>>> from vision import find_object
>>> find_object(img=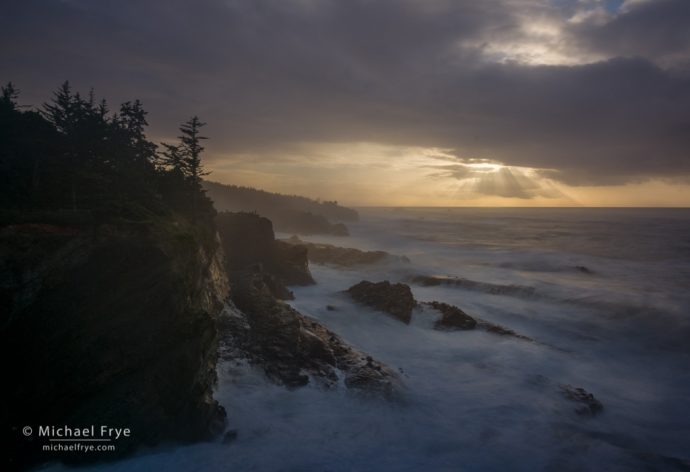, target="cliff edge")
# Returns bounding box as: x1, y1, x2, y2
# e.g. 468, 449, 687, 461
0, 218, 229, 470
